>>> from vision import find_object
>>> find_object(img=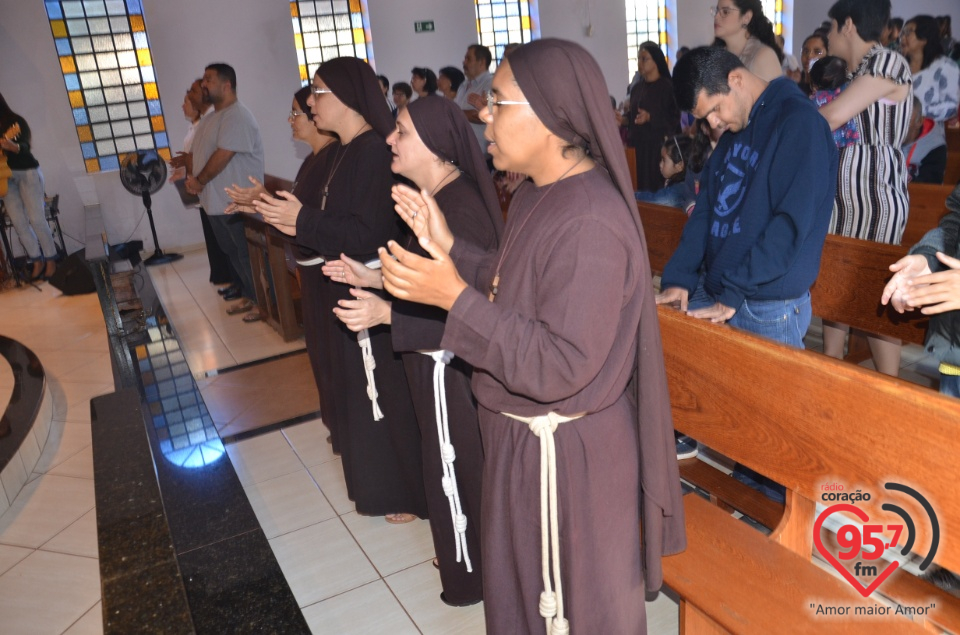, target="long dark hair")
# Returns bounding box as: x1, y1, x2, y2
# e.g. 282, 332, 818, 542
639, 41, 671, 80
908, 15, 945, 70
716, 0, 784, 63
0, 92, 20, 130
